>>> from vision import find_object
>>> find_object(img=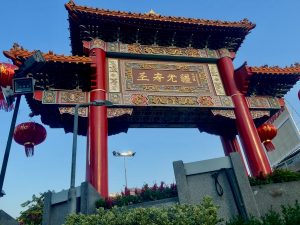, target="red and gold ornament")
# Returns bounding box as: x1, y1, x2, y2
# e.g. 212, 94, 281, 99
0, 63, 16, 87
0, 63, 17, 110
